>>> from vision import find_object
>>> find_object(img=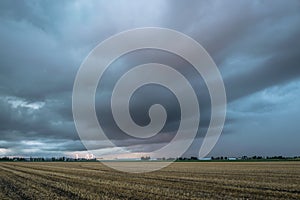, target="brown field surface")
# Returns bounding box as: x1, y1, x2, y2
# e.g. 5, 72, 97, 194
0, 161, 299, 199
